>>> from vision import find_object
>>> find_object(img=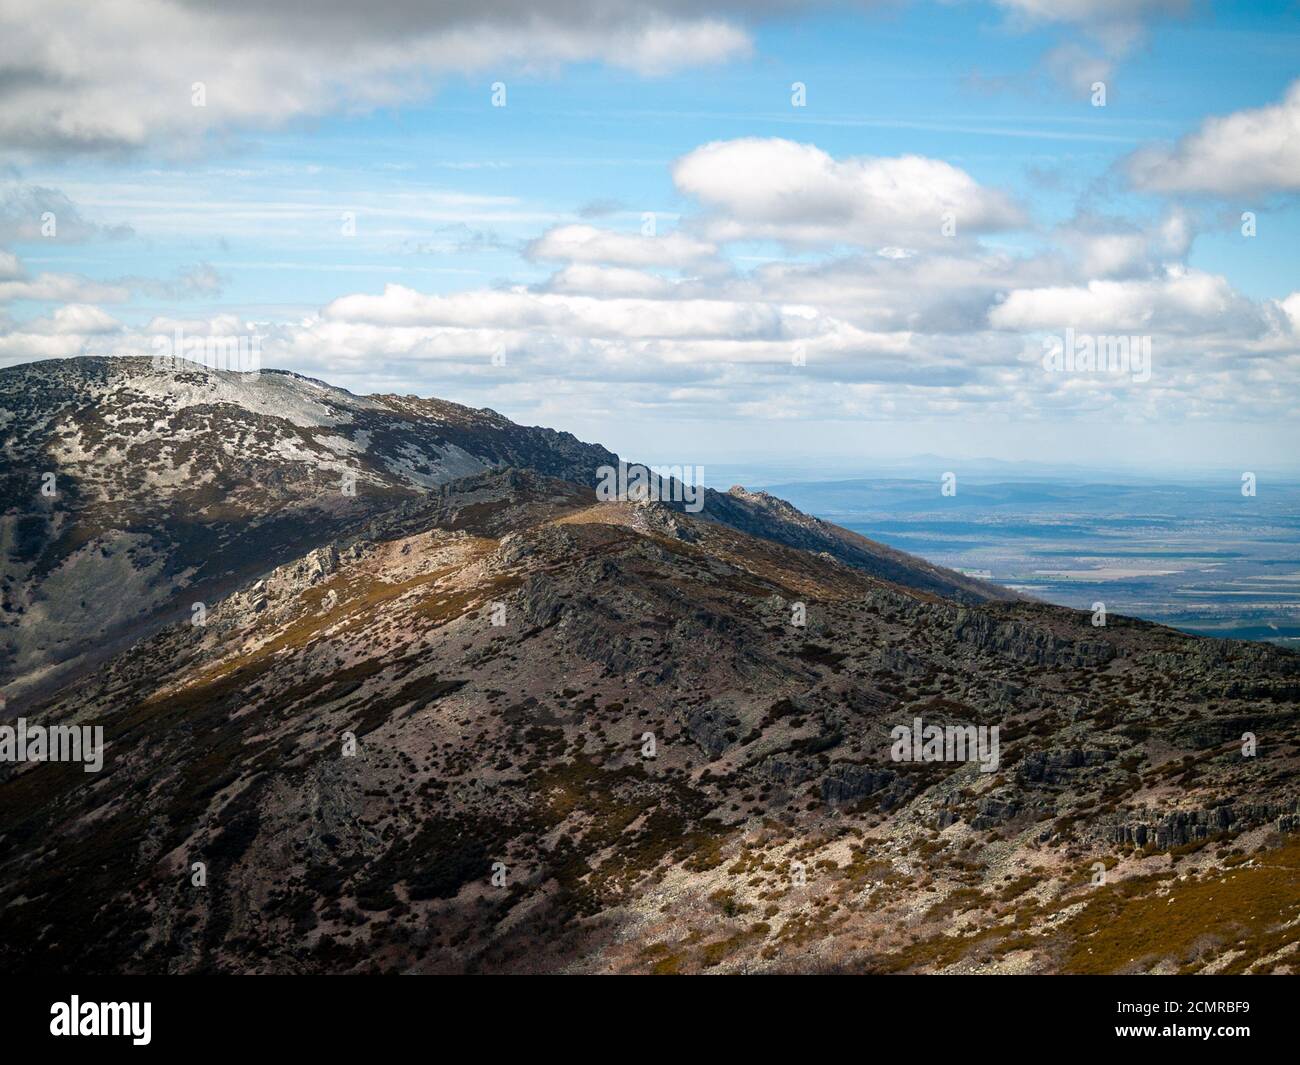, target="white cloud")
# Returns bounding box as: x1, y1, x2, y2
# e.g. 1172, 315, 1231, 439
9, 239, 1296, 430
26, 304, 123, 336
527, 224, 717, 268
1127, 79, 1300, 195
1040, 42, 1113, 97
987, 267, 1259, 334
0, 250, 214, 305
996, 0, 1184, 25
0, 273, 132, 305
672, 138, 1025, 248
608, 18, 752, 75
1054, 207, 1195, 280
1282, 293, 1300, 334
994, 0, 1186, 49
542, 264, 678, 298
3, 123, 1297, 432
0, 1, 765, 157
0, 182, 135, 242
1071, 232, 1150, 279
322, 284, 788, 340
